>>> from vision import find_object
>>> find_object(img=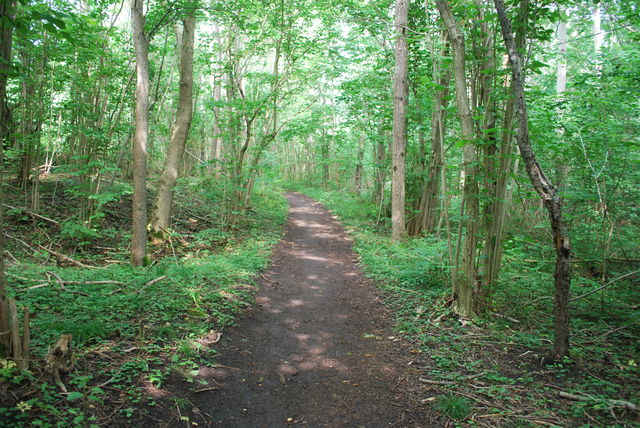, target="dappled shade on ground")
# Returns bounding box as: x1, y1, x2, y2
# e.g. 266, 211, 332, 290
192, 192, 434, 426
